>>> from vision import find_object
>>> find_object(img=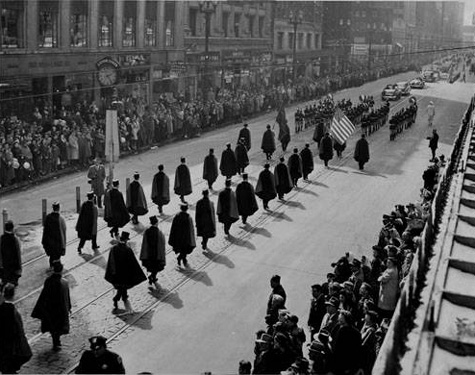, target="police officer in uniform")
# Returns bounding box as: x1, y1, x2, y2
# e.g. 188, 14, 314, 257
76, 336, 125, 374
